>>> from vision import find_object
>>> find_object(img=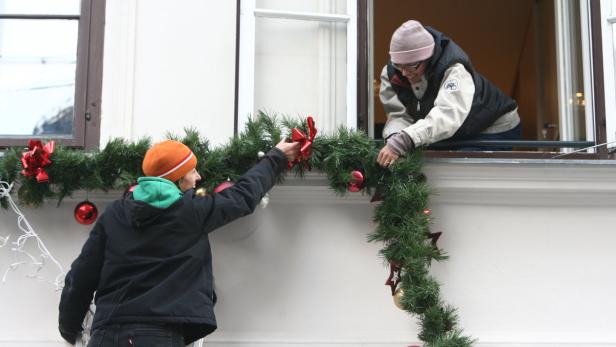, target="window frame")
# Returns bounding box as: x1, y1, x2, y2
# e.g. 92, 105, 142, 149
357, 0, 610, 160
235, 0, 609, 159
235, 0, 358, 135
0, 0, 106, 149
600, 0, 616, 152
